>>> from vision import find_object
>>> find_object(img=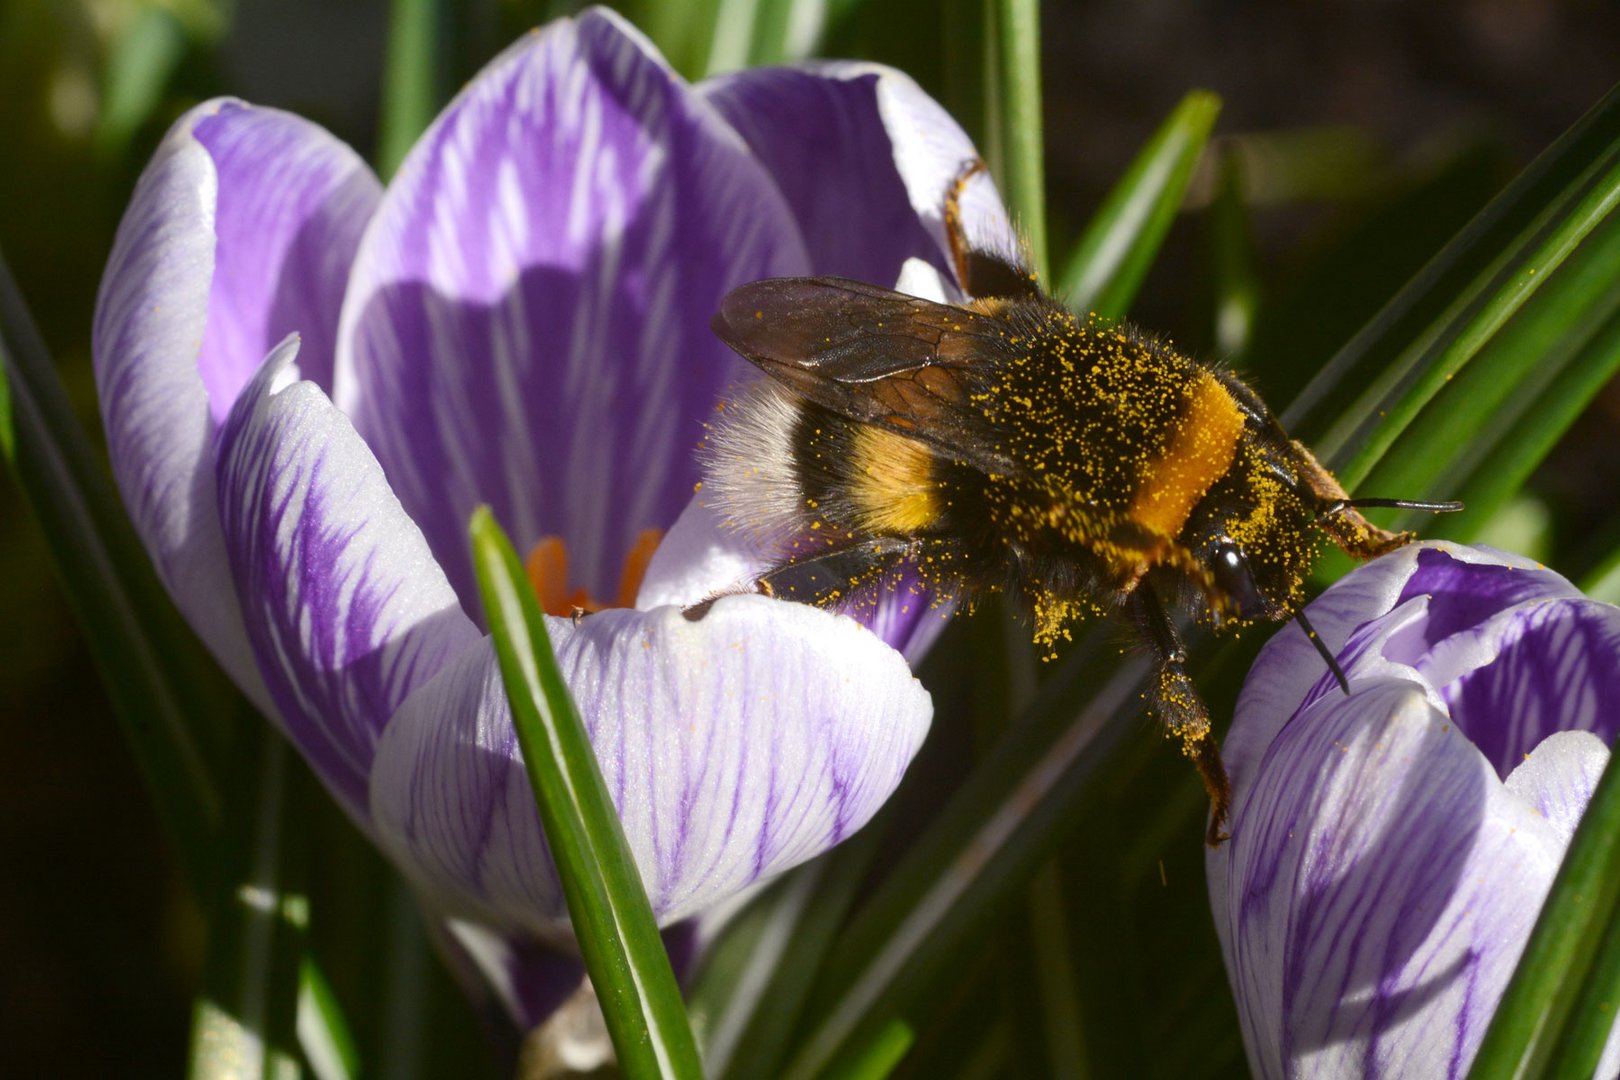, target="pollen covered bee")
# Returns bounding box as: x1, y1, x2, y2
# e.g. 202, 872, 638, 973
701, 163, 1456, 844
